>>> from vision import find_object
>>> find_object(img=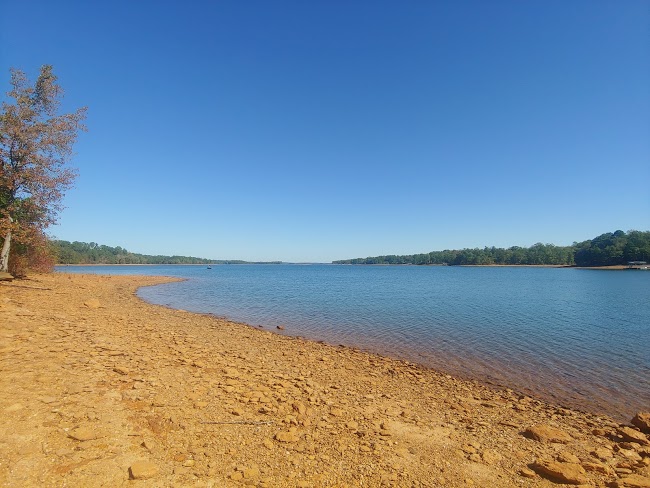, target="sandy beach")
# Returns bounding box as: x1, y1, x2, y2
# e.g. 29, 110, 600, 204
1, 273, 648, 487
